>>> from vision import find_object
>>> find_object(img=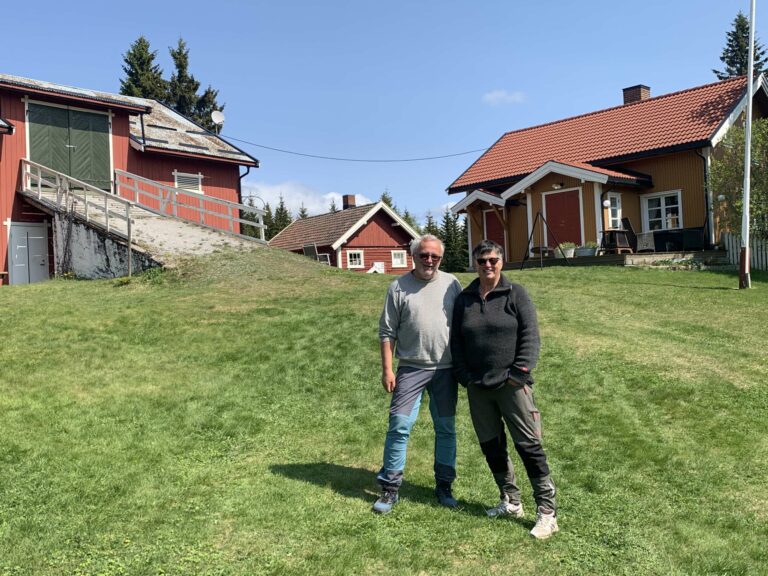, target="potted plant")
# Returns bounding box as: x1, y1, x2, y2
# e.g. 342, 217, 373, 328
555, 241, 577, 258
575, 241, 599, 257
